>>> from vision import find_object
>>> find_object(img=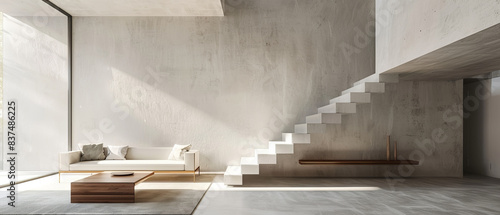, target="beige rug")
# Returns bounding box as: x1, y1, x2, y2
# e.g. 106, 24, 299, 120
0, 173, 213, 215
